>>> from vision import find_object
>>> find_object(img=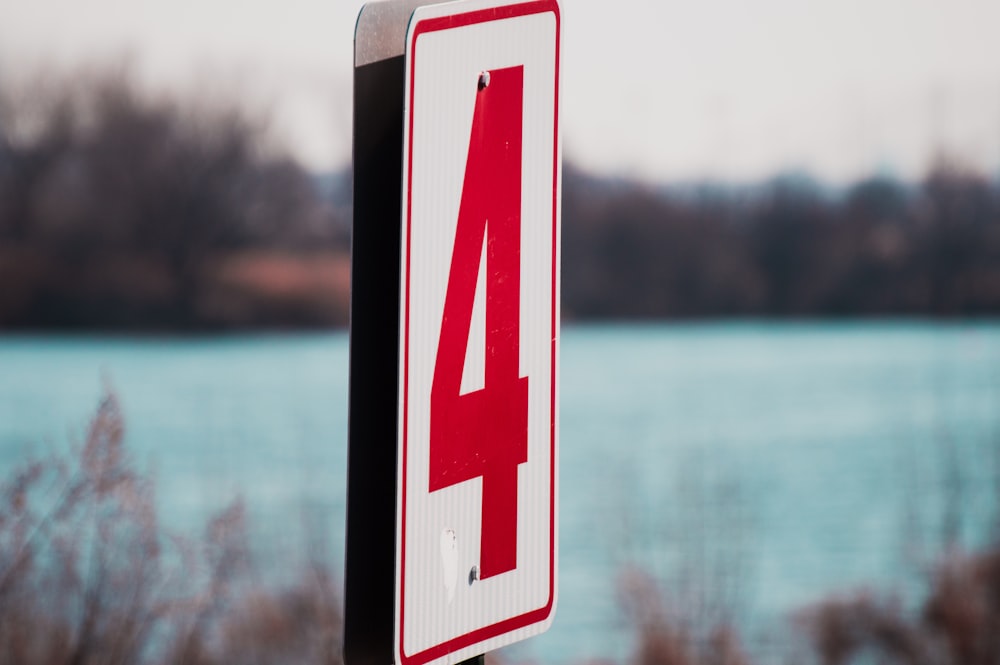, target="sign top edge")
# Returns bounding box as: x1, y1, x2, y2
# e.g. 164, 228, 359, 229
357, 0, 560, 67
406, 0, 559, 38
355, 0, 436, 67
